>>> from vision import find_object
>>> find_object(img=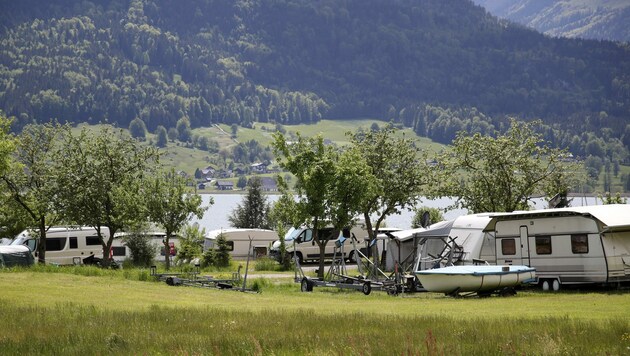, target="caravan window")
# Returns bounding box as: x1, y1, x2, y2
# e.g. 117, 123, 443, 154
86, 236, 101, 246
69, 237, 78, 249
46, 237, 66, 251
226, 241, 234, 251
571, 234, 589, 254
535, 236, 552, 255
501, 239, 516, 255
